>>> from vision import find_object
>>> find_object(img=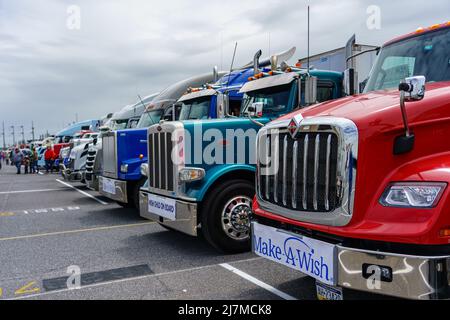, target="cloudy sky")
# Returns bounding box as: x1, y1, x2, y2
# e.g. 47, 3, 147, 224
0, 0, 448, 145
